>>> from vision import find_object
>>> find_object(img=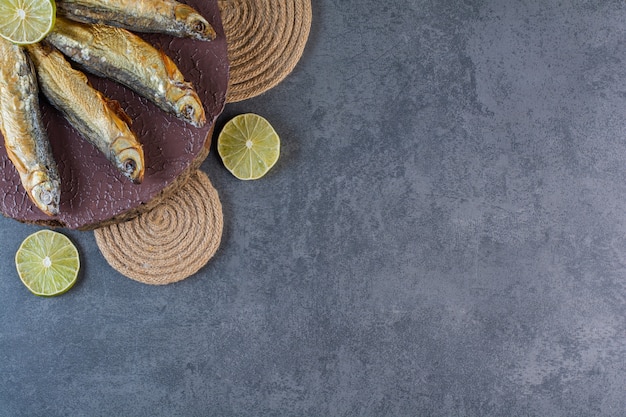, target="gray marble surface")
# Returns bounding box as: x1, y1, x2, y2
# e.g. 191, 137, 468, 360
1, 0, 626, 415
